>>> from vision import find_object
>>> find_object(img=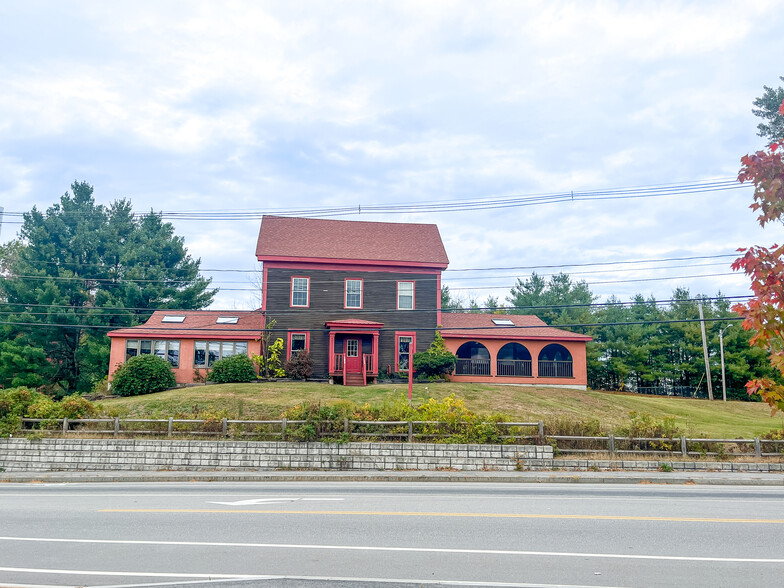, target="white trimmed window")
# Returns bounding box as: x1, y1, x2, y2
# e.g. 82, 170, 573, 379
345, 279, 362, 309
291, 333, 307, 355
397, 336, 413, 372
291, 277, 310, 307
194, 340, 249, 368
126, 339, 180, 367
397, 281, 414, 310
